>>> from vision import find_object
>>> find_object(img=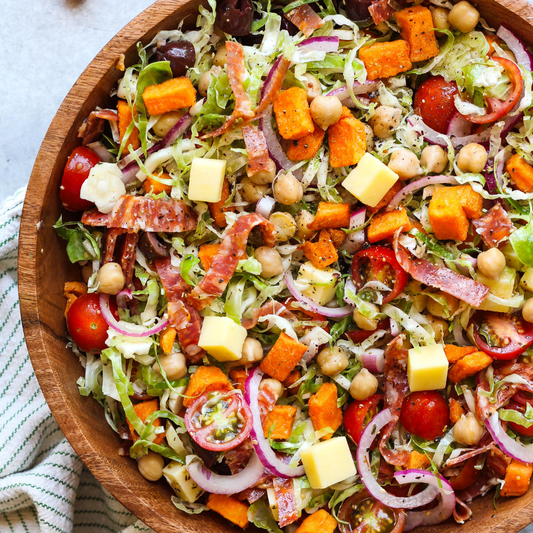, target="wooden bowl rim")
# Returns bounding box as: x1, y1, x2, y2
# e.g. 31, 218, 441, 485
17, 0, 533, 531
